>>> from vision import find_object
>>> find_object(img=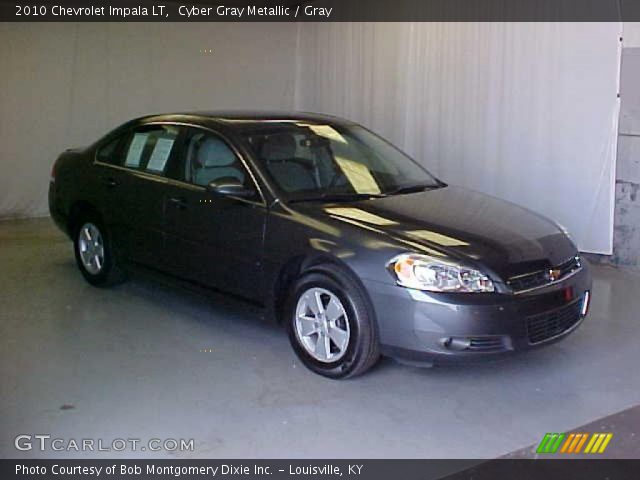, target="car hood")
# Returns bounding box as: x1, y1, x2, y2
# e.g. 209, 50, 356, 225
298, 186, 577, 281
